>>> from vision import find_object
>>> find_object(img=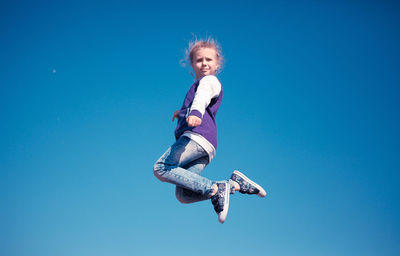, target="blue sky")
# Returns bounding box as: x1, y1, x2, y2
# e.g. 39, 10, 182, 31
1, 0, 399, 255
